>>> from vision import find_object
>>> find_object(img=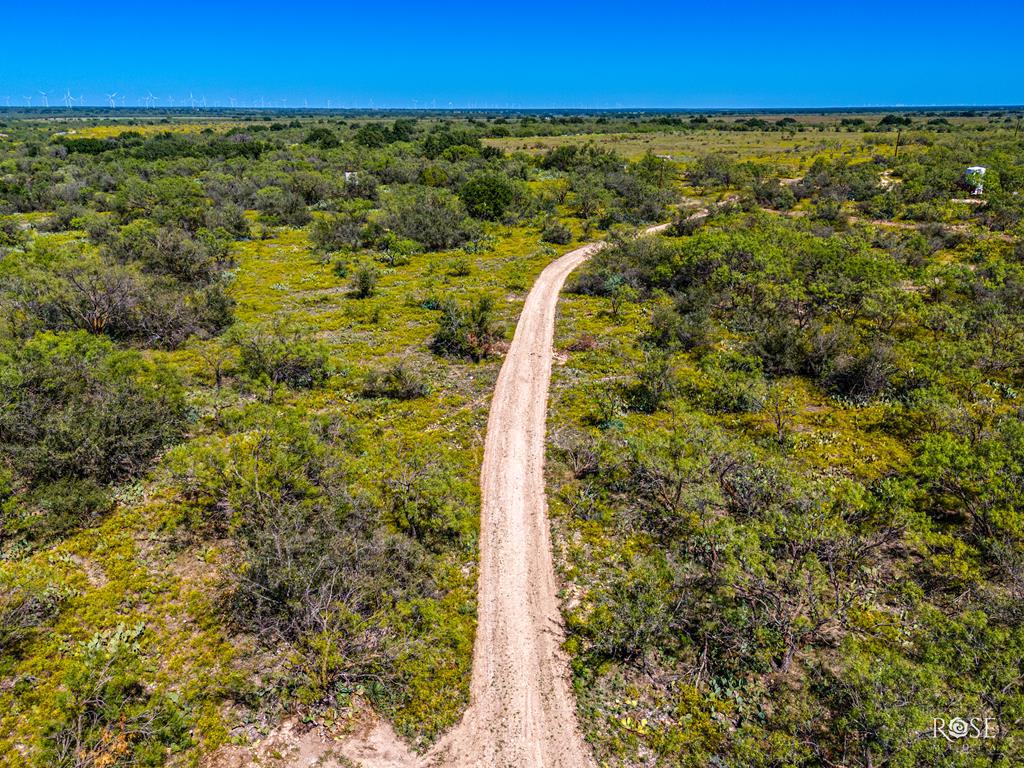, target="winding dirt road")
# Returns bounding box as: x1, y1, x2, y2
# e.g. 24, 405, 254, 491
429, 237, 608, 768
341, 224, 669, 768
